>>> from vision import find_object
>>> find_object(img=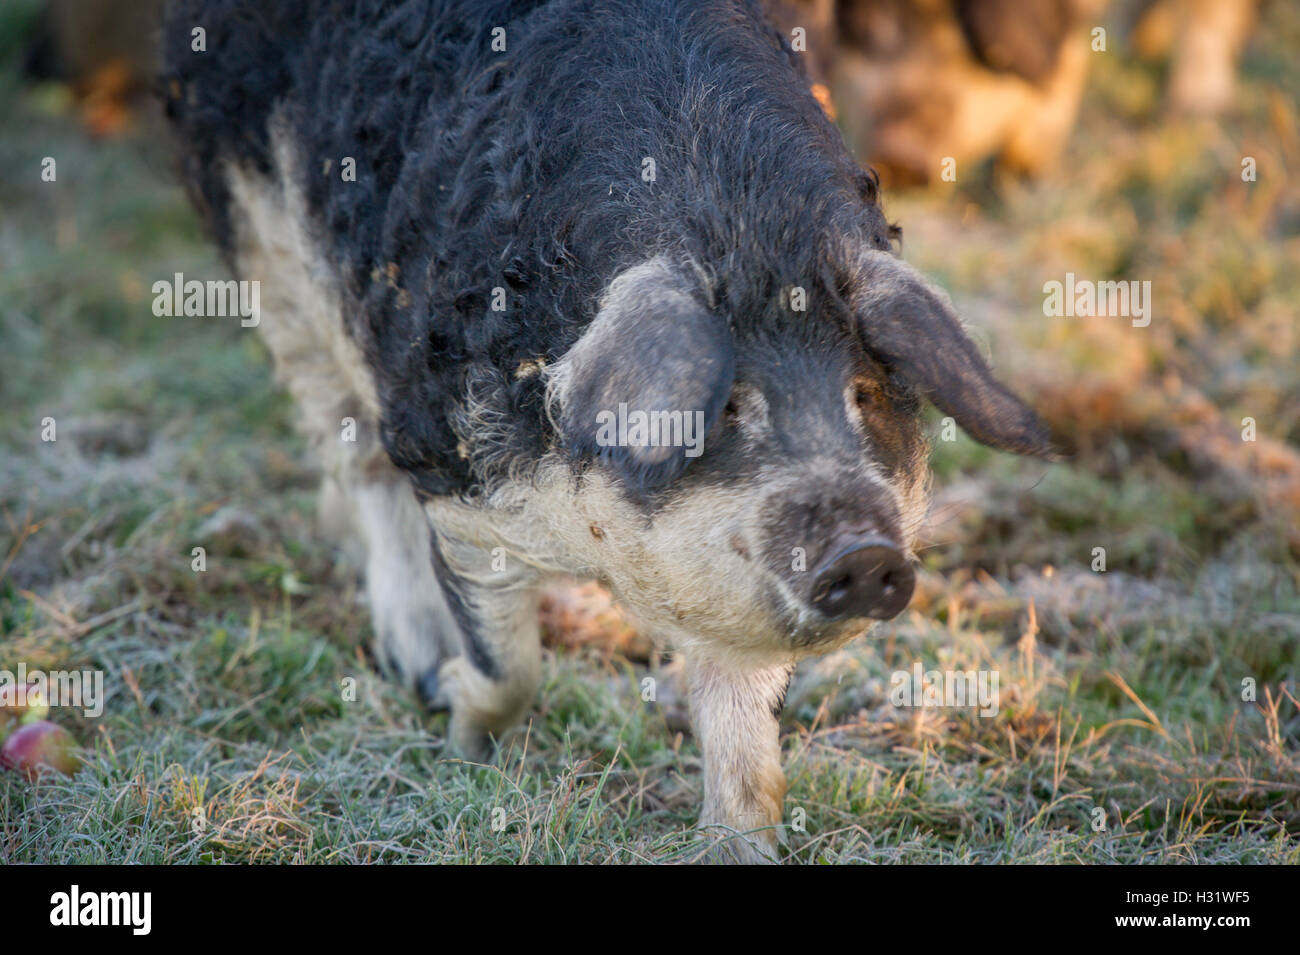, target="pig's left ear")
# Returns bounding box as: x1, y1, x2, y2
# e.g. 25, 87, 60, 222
547, 258, 736, 490
851, 250, 1057, 458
